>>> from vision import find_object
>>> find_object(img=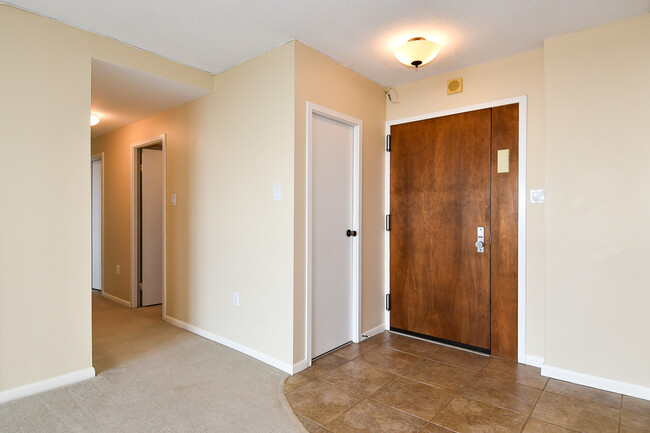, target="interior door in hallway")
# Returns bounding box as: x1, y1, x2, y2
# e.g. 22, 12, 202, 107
390, 109, 492, 351
91, 158, 102, 290
141, 148, 163, 307
311, 113, 354, 358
